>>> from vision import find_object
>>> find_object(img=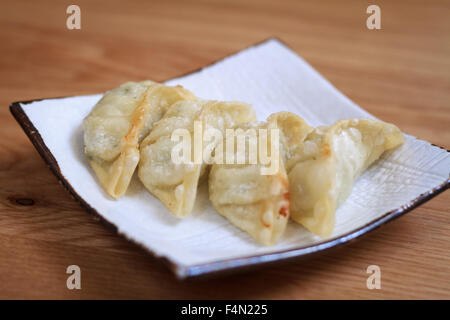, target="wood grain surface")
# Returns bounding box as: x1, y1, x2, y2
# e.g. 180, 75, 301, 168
0, 0, 449, 299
